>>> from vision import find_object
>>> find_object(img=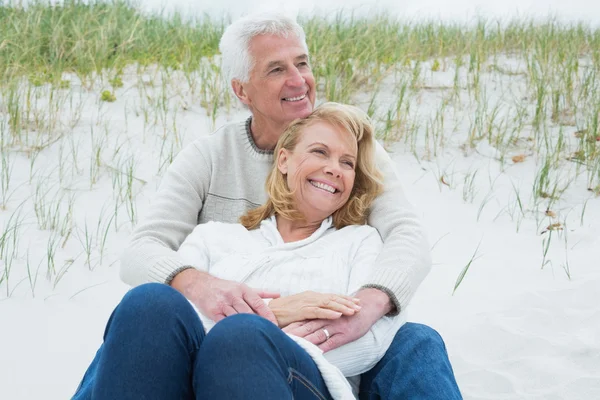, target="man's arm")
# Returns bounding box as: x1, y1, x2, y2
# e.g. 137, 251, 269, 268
325, 312, 405, 377
119, 141, 212, 286
363, 142, 432, 315
170, 268, 280, 325
284, 229, 405, 375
